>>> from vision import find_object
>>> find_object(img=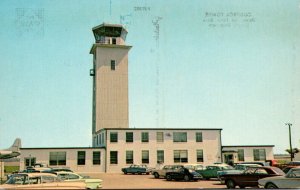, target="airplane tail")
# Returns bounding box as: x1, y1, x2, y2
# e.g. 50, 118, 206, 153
6, 138, 21, 152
